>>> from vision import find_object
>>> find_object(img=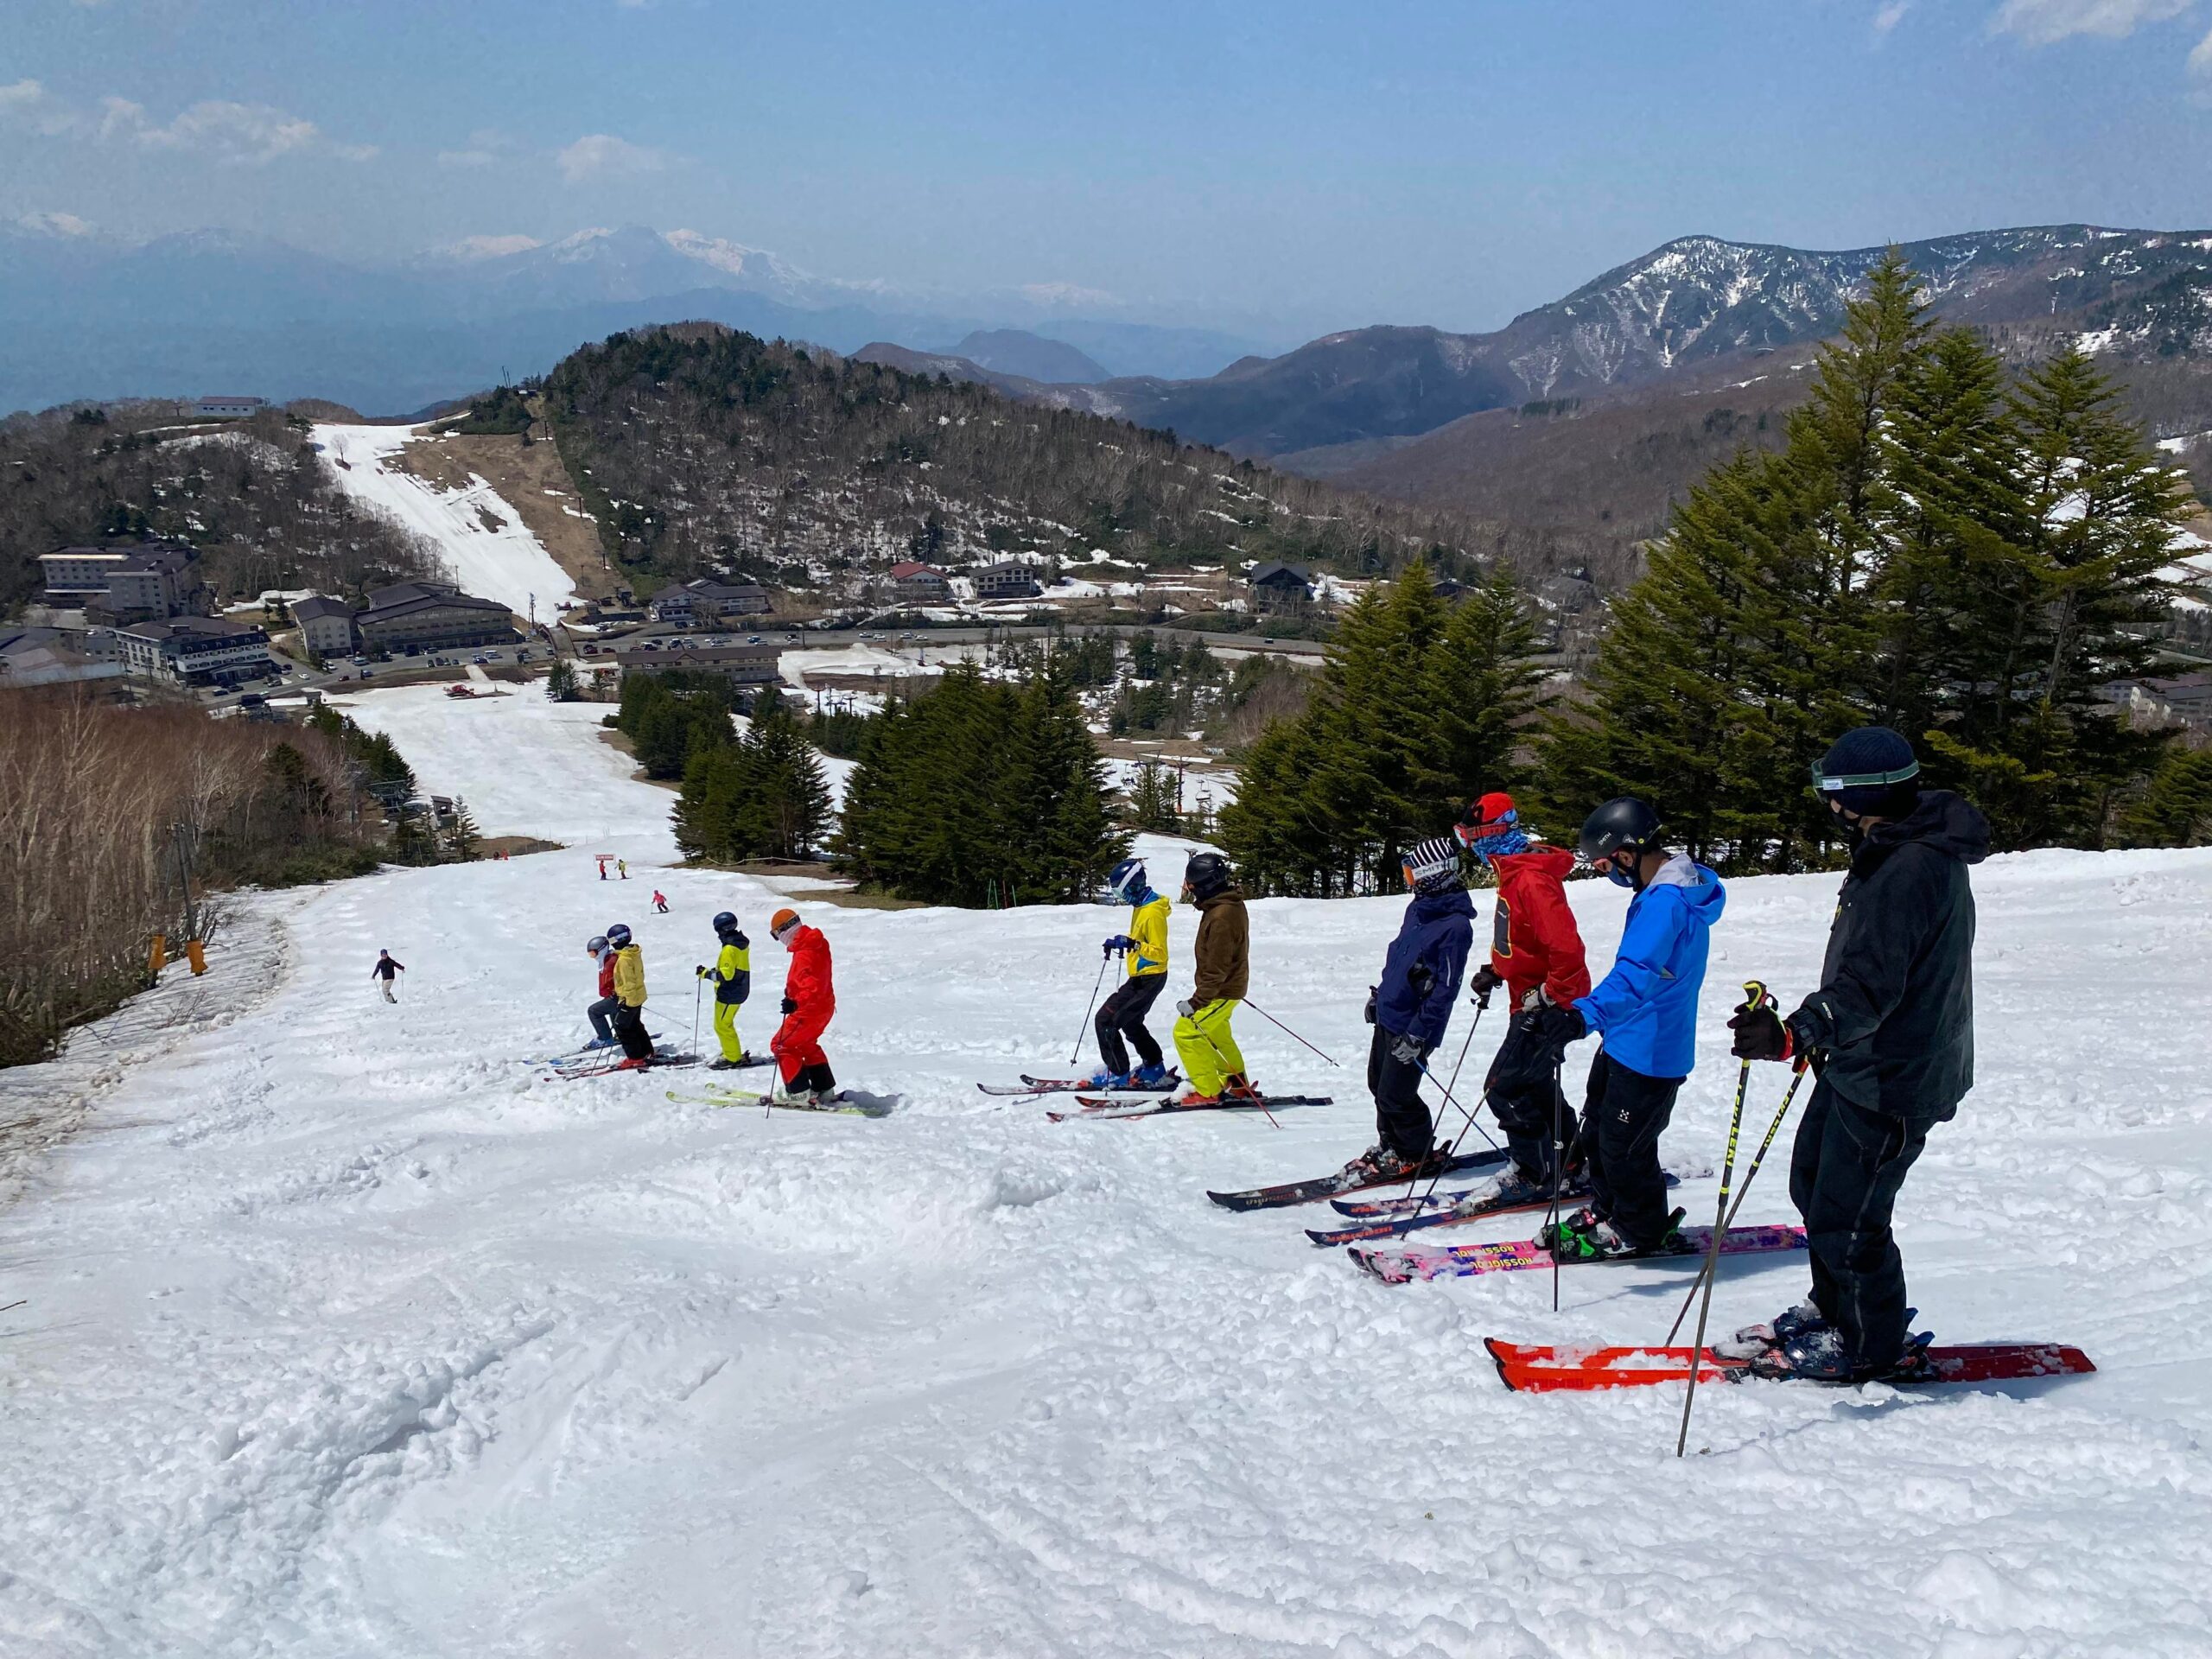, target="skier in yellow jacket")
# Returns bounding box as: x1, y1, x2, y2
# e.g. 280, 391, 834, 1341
1086, 856, 1175, 1090
607, 922, 654, 1067
695, 910, 752, 1069
1173, 852, 1255, 1105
